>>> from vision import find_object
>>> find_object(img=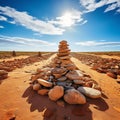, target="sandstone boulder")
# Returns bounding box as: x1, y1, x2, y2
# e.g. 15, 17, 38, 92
48, 86, 64, 101
64, 89, 86, 104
